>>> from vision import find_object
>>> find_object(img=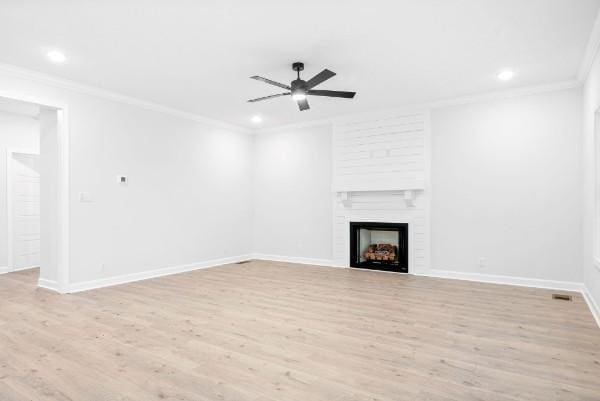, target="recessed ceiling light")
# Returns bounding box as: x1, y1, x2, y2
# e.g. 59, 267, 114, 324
497, 69, 514, 81
251, 115, 262, 123
46, 50, 66, 63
